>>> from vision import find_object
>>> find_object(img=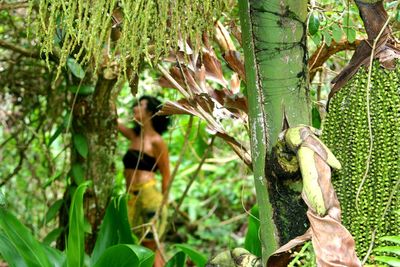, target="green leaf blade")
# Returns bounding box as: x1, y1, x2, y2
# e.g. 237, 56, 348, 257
73, 134, 88, 158
66, 181, 91, 267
